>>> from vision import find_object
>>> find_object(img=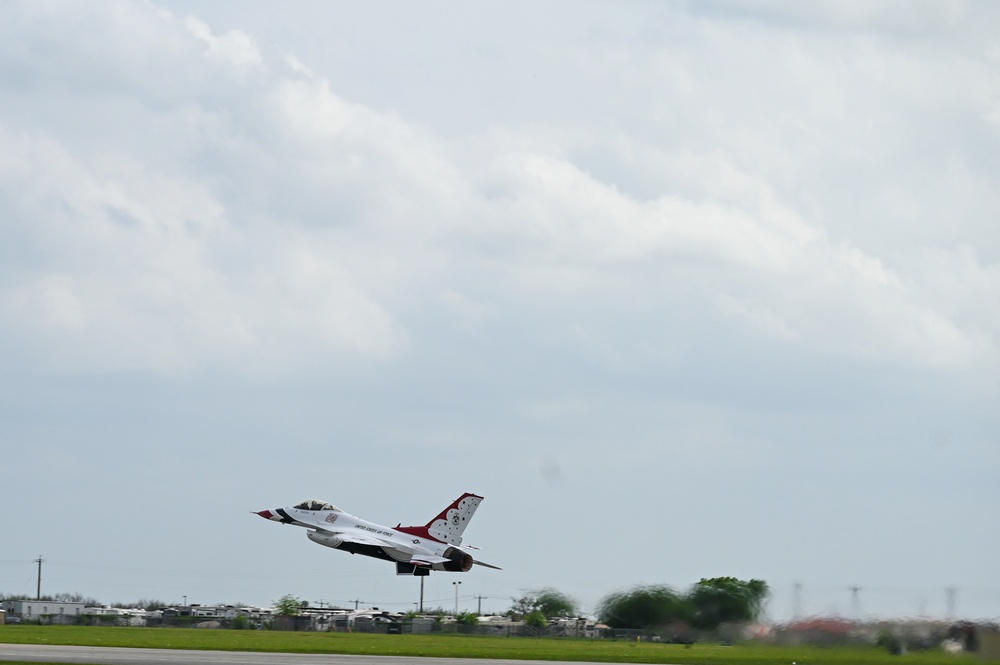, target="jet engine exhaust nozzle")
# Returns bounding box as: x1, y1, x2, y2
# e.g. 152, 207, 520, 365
443, 549, 474, 573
